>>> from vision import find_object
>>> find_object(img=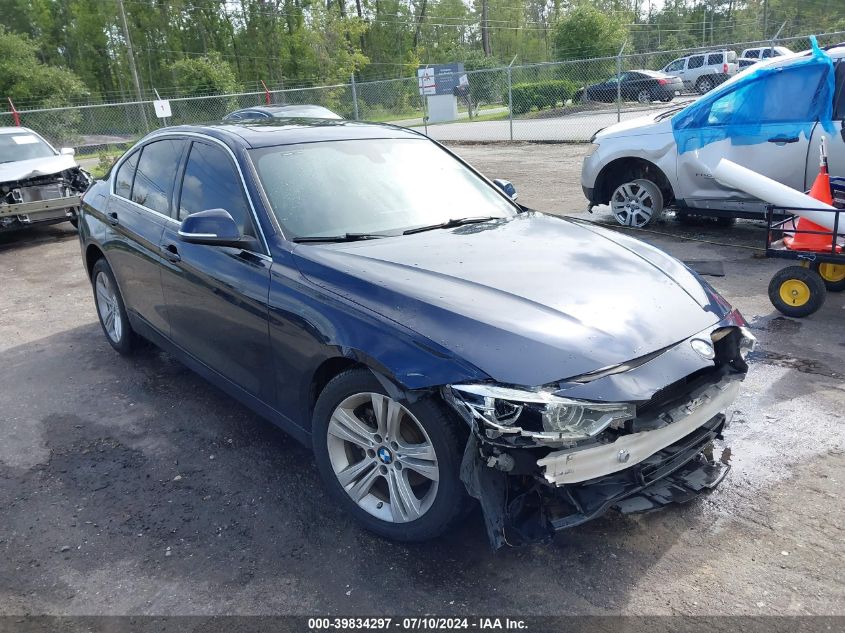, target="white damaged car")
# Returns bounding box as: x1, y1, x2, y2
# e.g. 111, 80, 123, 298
0, 127, 91, 232
581, 44, 845, 227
